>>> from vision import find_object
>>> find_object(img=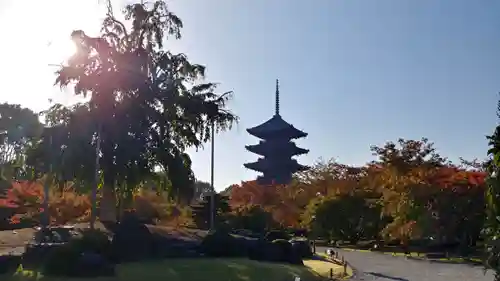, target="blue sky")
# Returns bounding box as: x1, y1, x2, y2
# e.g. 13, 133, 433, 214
2, 0, 500, 191
171, 0, 500, 190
